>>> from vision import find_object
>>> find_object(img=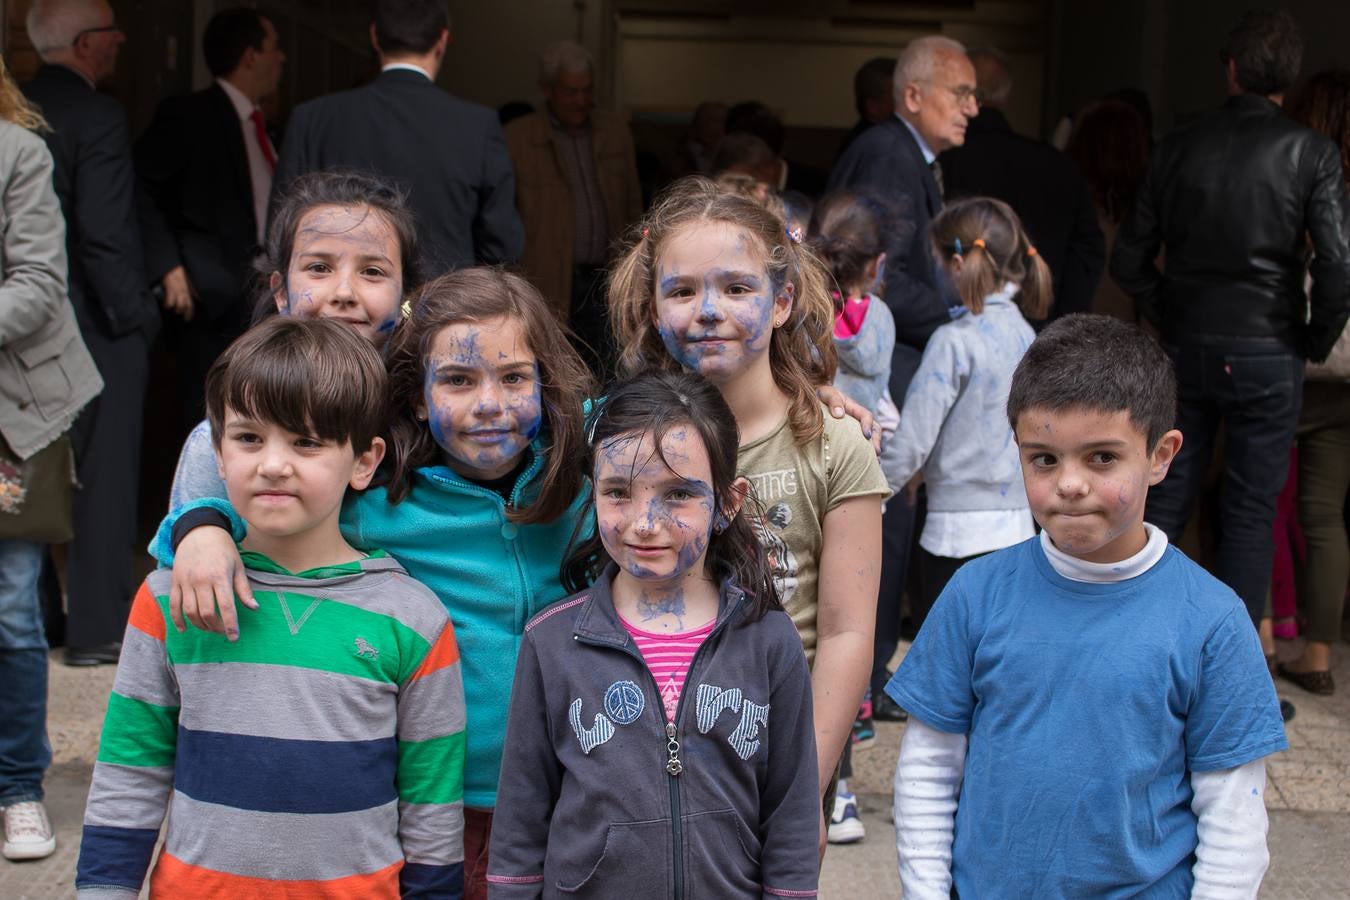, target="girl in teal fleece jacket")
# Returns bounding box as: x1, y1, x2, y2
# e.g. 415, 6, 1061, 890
154, 268, 595, 898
